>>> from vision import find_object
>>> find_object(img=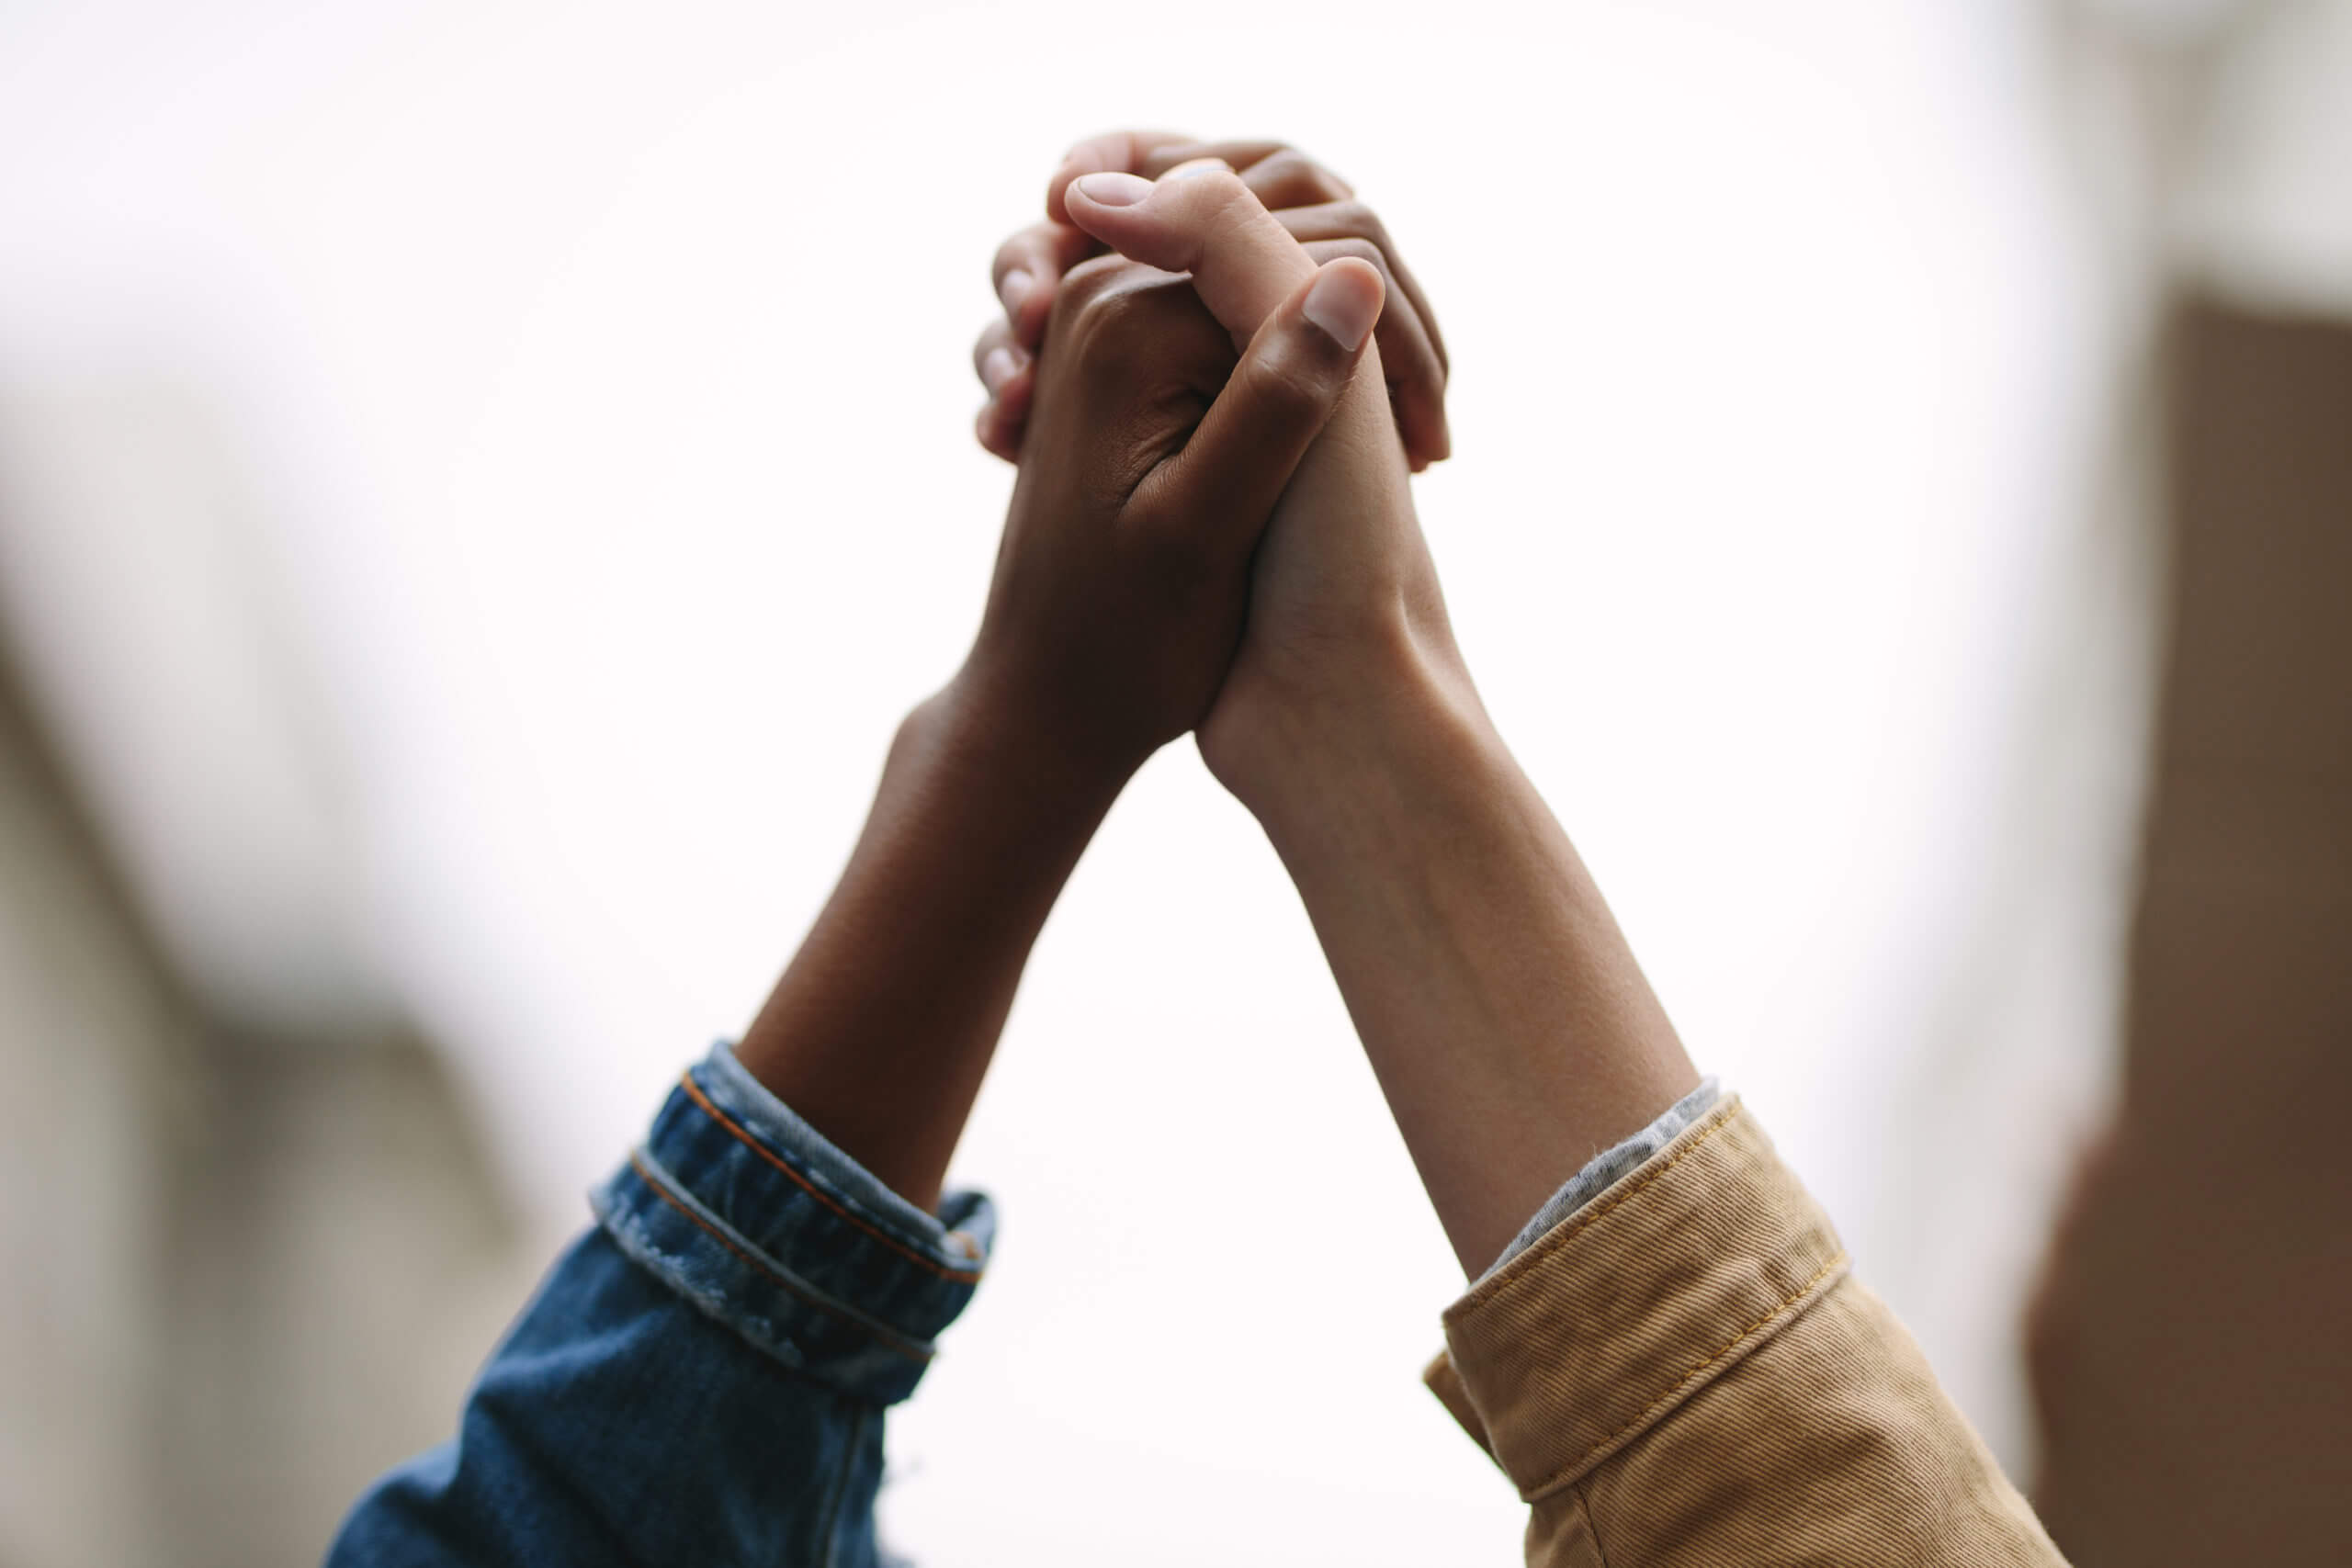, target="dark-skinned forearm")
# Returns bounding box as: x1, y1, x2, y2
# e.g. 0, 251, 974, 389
734, 669, 1125, 1212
